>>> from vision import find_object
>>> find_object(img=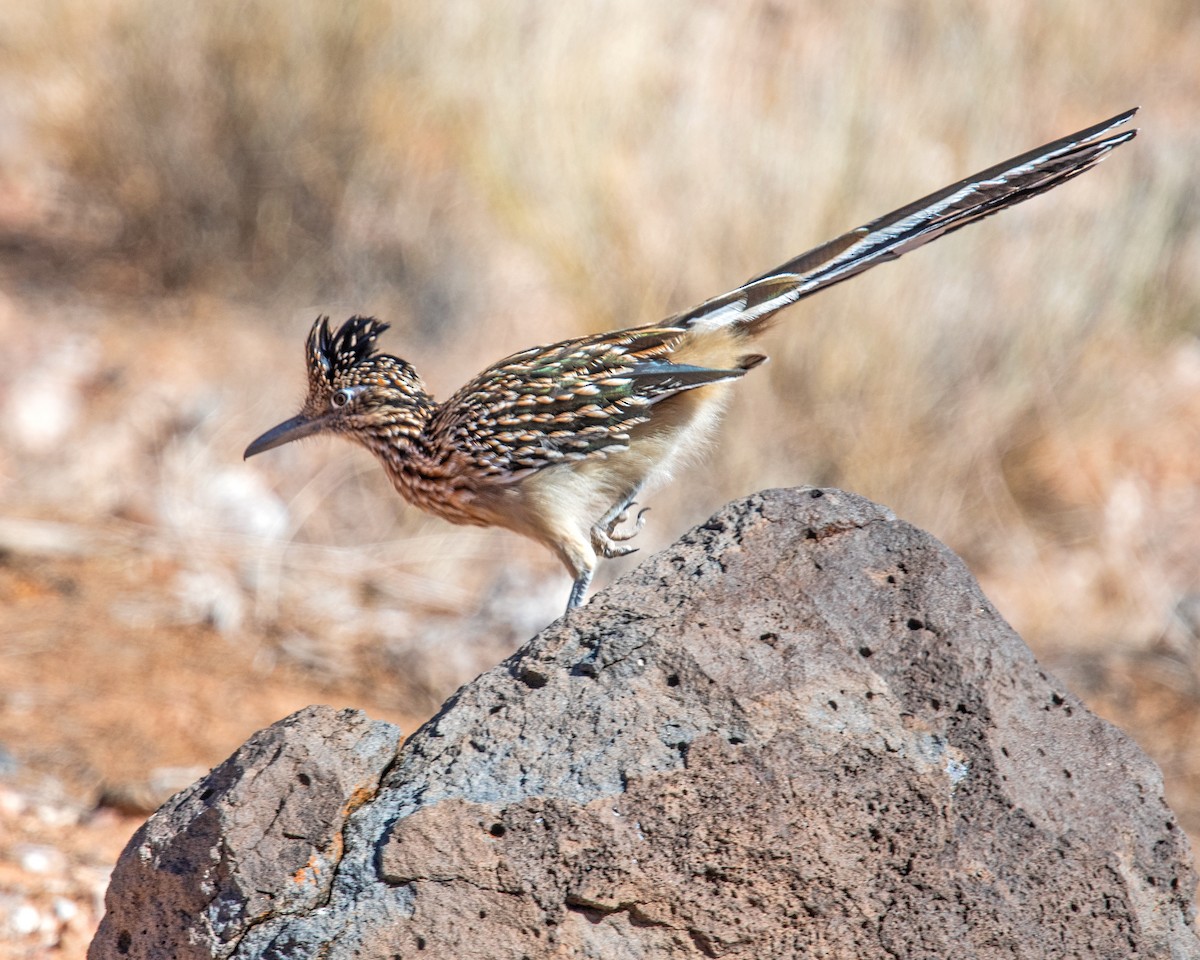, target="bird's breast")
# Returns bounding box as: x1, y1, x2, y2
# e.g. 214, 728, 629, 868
378, 453, 491, 528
